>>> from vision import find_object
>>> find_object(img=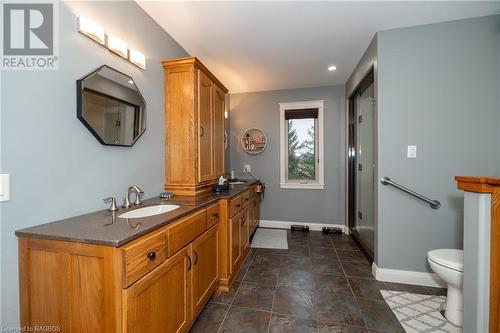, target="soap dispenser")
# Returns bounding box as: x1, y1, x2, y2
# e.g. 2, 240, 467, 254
213, 176, 229, 192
